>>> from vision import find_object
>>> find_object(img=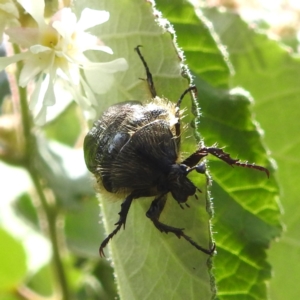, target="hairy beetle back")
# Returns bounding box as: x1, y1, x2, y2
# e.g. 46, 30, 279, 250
84, 97, 182, 196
